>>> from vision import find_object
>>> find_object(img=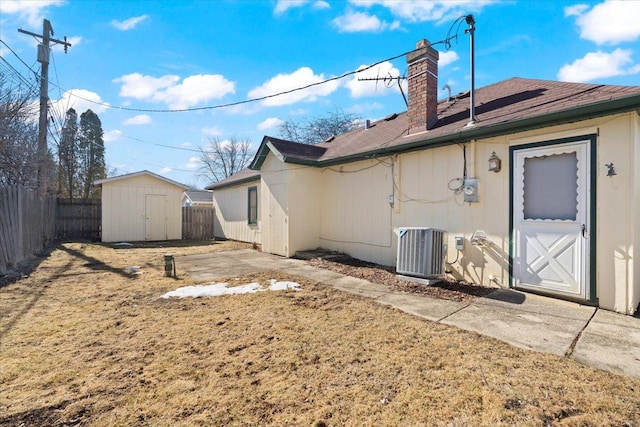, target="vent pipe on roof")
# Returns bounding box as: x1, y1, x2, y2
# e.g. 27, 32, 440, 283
465, 14, 477, 126
442, 84, 452, 102
365, 119, 371, 129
